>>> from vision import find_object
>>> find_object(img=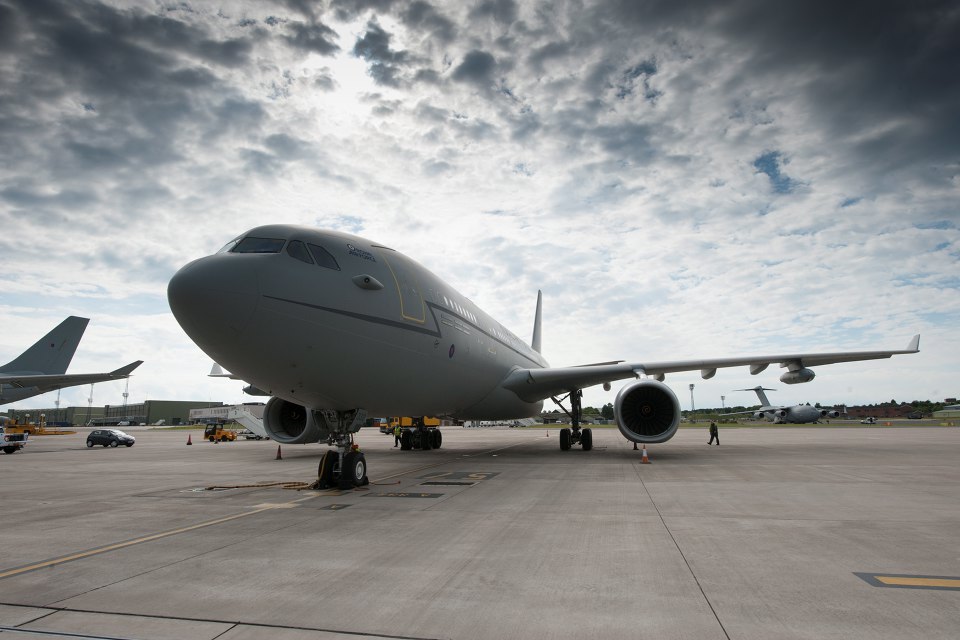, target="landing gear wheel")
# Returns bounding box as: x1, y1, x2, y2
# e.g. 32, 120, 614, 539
339, 452, 367, 489
559, 428, 571, 451
431, 429, 442, 449
420, 429, 432, 450
317, 450, 338, 489
400, 430, 412, 450
581, 428, 593, 451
